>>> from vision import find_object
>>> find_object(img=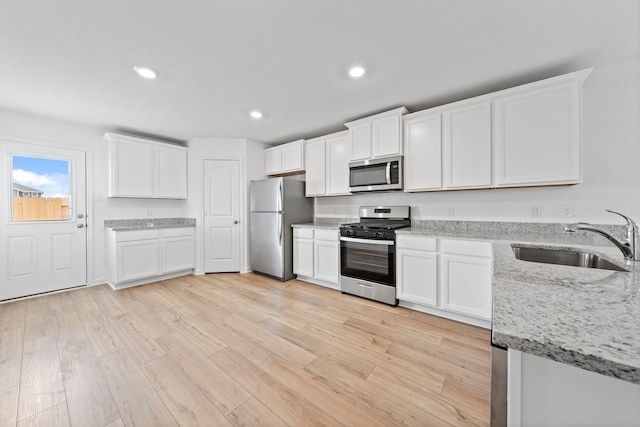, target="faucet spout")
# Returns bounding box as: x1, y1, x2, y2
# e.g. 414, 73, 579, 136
564, 210, 640, 261
564, 223, 633, 259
